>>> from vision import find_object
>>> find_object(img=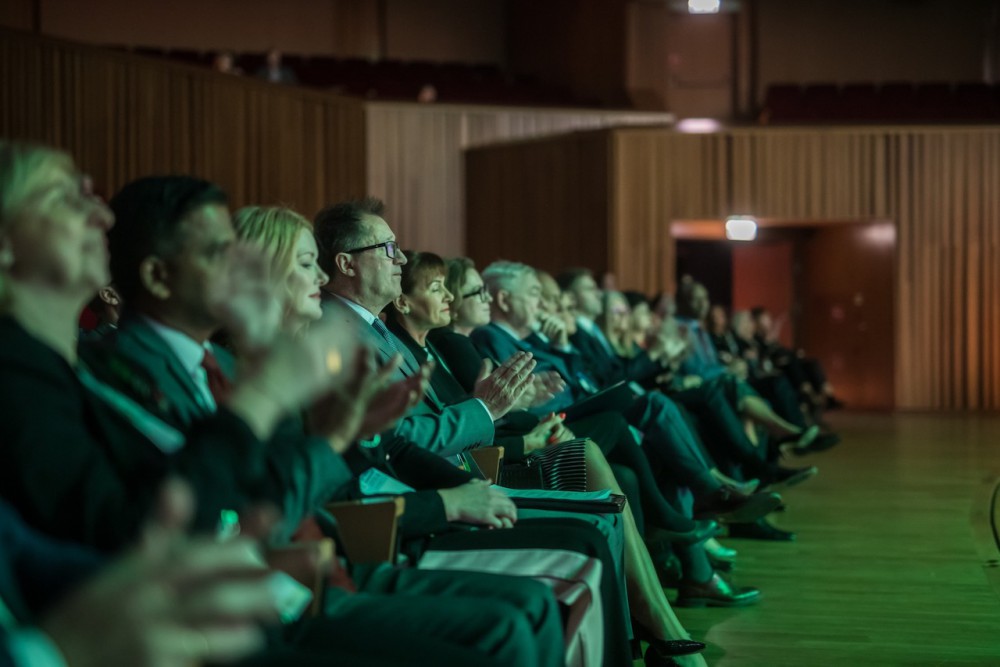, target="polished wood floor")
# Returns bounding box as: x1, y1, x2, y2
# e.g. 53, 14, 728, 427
673, 412, 1000, 667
